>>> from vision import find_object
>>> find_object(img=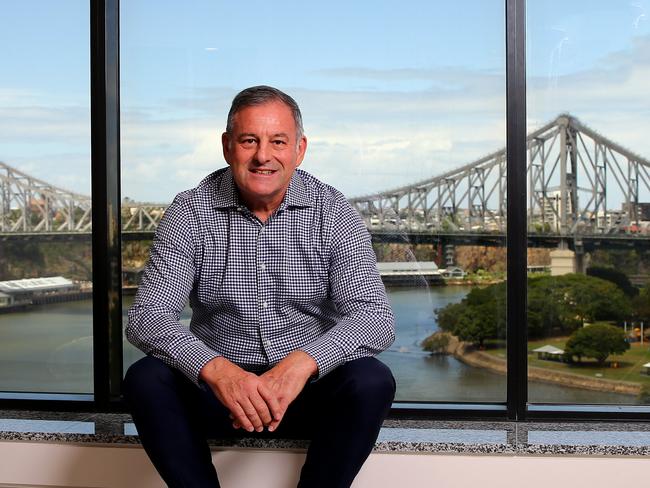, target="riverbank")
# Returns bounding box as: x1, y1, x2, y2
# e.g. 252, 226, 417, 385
0, 290, 93, 314
443, 335, 641, 396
